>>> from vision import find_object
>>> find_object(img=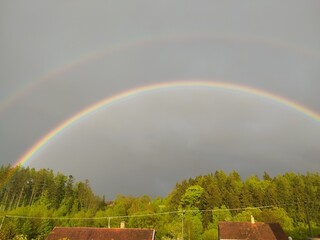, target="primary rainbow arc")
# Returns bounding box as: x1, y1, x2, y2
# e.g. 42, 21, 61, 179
14, 80, 320, 167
